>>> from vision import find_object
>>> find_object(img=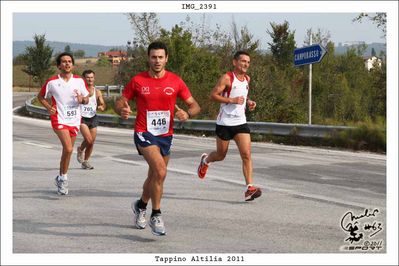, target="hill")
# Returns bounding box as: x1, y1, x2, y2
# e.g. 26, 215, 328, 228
13, 40, 125, 58
335, 42, 386, 57
13, 40, 386, 58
